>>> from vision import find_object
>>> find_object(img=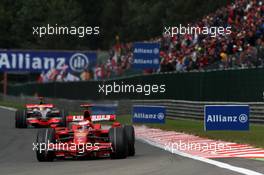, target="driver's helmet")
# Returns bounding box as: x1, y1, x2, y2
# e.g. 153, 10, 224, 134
71, 120, 90, 130
39, 97, 44, 104
84, 110, 91, 121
